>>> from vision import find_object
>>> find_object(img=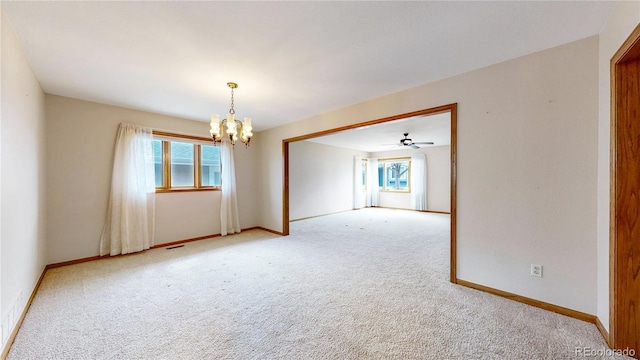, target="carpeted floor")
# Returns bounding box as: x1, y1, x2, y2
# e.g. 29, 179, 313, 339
7, 208, 627, 359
